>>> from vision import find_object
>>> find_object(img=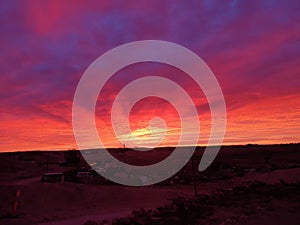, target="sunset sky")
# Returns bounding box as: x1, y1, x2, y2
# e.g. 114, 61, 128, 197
1, 0, 300, 152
